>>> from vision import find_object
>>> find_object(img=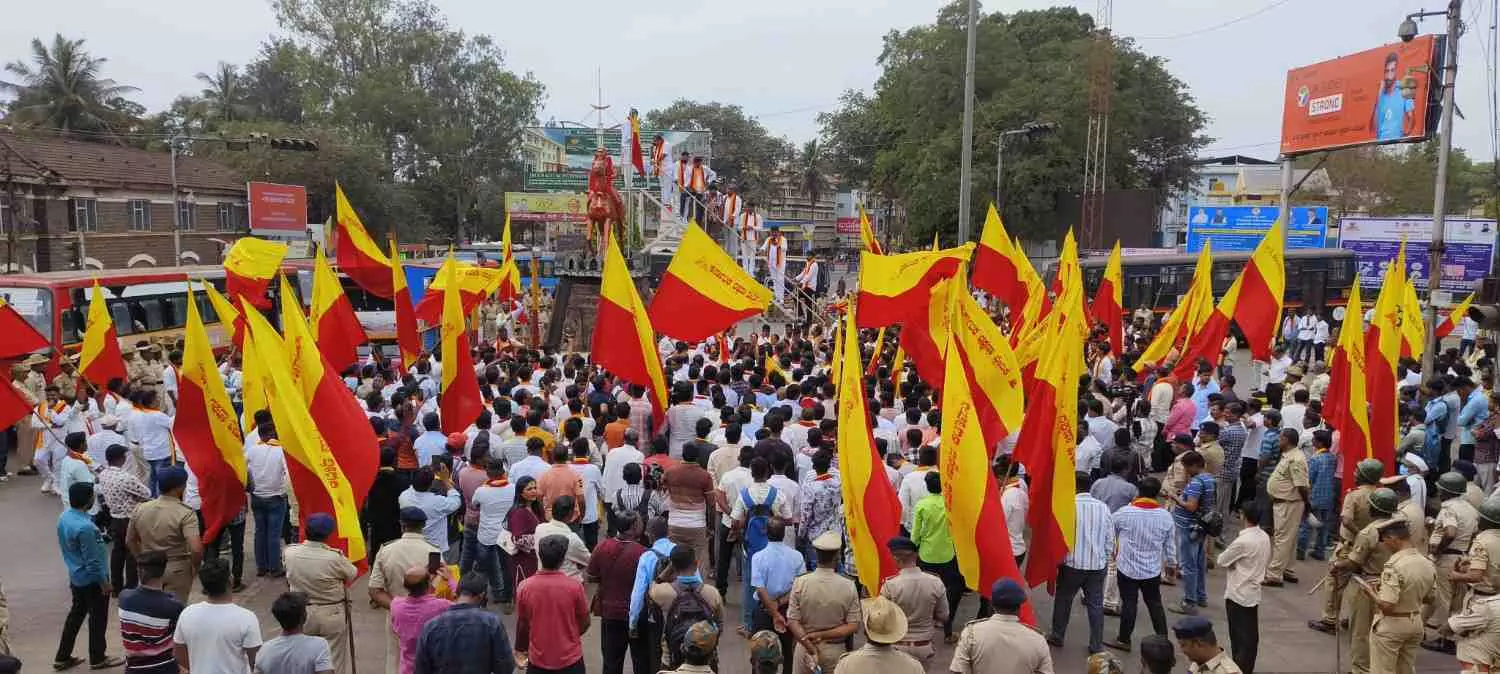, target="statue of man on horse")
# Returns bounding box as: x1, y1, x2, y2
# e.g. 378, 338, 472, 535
587, 146, 625, 258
